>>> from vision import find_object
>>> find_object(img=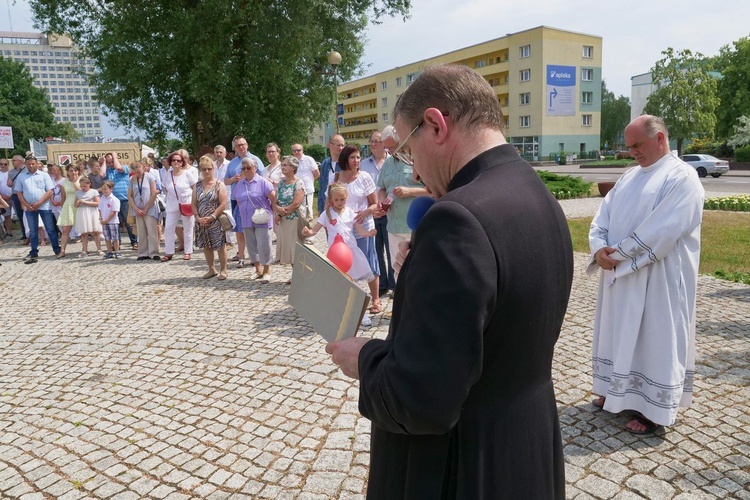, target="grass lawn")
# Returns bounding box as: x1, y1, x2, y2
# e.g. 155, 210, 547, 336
567, 211, 750, 277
